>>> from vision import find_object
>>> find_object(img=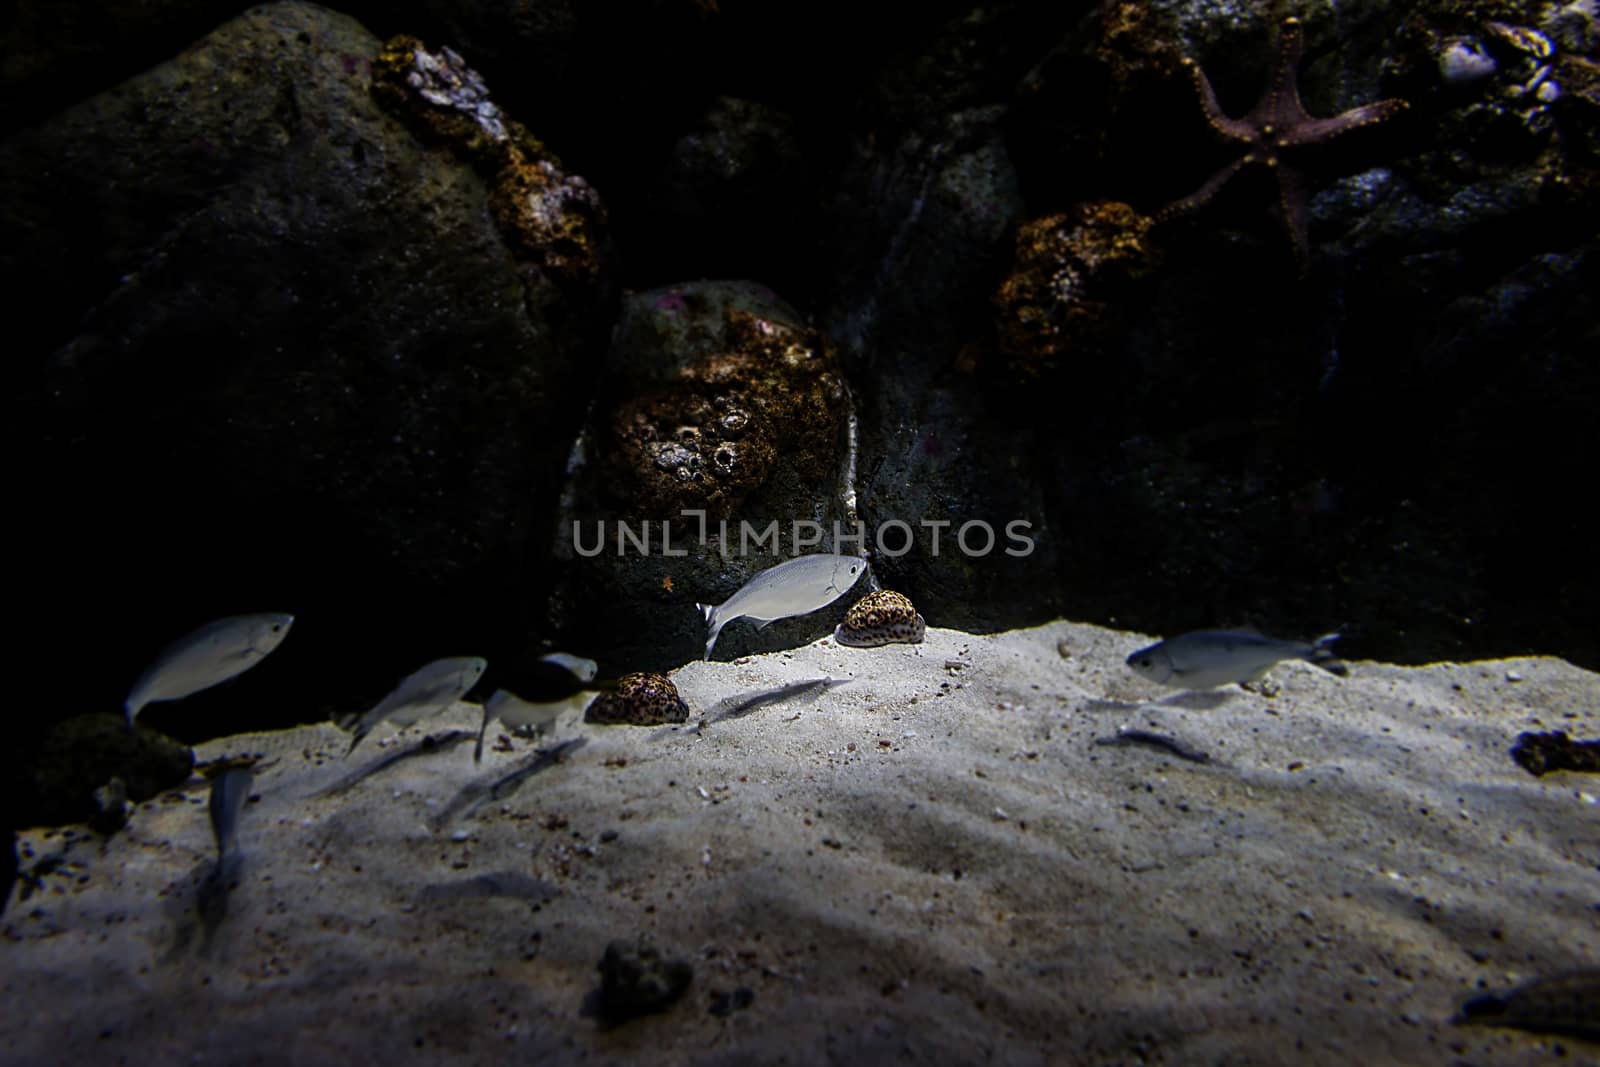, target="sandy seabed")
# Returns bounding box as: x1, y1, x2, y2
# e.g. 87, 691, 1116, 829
3, 620, 1597, 1066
